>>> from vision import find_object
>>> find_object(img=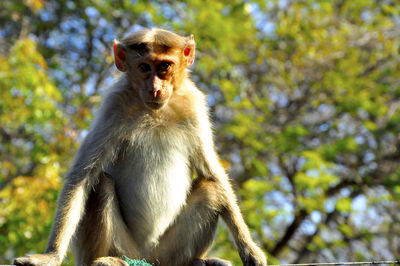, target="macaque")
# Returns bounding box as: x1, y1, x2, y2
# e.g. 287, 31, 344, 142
13, 28, 267, 266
